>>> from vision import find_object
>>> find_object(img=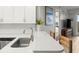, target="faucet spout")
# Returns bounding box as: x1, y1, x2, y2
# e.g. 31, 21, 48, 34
23, 29, 26, 34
